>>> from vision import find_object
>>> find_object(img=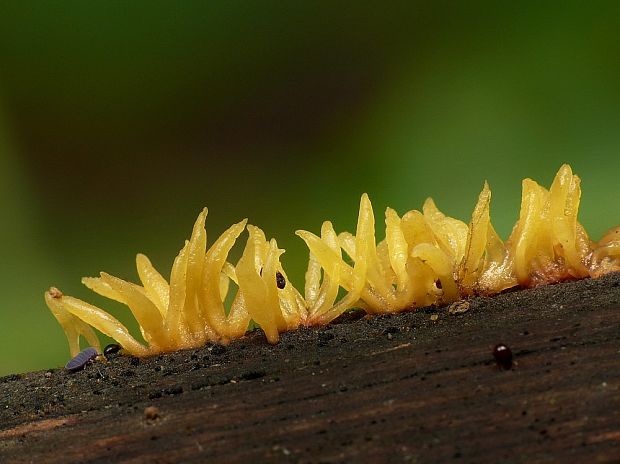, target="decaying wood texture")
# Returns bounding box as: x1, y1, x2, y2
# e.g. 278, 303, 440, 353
1, 273, 620, 463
